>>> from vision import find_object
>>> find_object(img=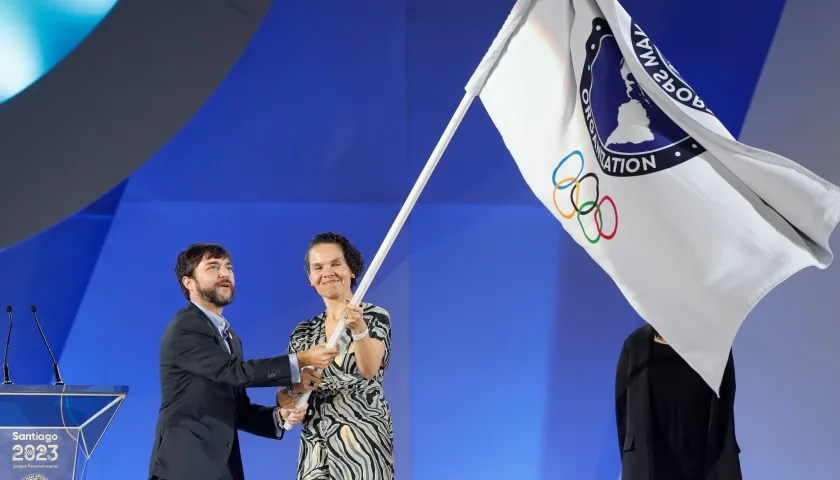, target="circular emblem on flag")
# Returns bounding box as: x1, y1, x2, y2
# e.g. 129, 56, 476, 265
578, 17, 706, 177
